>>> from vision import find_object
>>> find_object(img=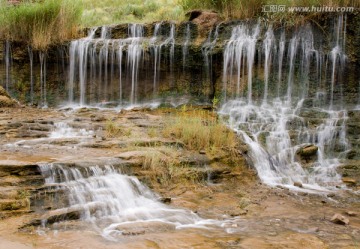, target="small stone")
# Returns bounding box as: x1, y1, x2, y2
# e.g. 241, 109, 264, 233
199, 150, 206, 155
327, 193, 335, 198
345, 211, 357, 217
159, 197, 171, 204
331, 213, 349, 225
294, 182, 303, 188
